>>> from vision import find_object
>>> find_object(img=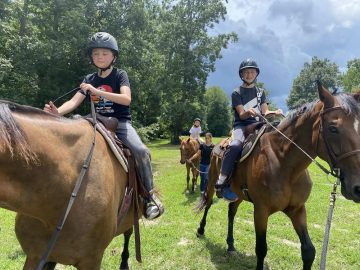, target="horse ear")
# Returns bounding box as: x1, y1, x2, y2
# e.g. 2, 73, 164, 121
352, 89, 360, 103
187, 137, 190, 142
179, 136, 183, 143
317, 80, 334, 108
